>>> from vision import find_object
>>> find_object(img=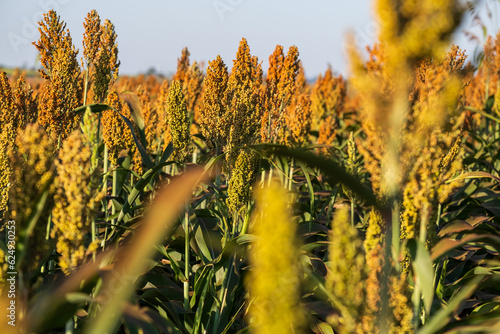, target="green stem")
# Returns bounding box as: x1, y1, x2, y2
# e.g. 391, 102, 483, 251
183, 206, 190, 310
183, 162, 190, 310
288, 158, 294, 191
413, 204, 430, 329
83, 67, 89, 106
350, 195, 355, 227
